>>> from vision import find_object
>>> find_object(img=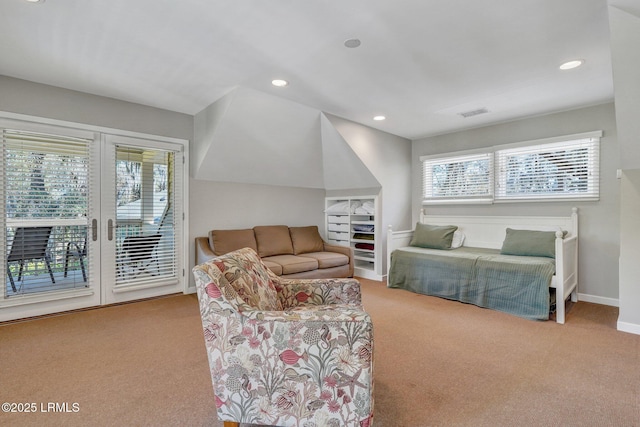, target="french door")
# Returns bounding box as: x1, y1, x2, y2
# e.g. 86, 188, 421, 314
101, 135, 184, 304
0, 118, 186, 321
